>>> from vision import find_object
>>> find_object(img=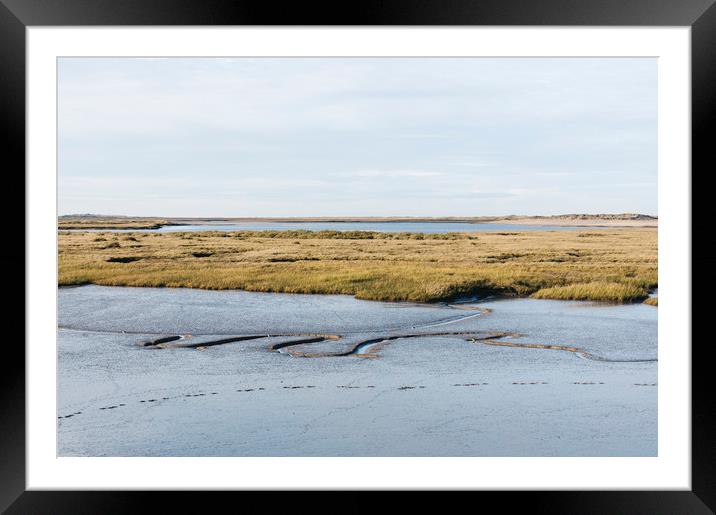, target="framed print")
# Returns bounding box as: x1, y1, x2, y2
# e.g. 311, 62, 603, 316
4, 0, 713, 512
